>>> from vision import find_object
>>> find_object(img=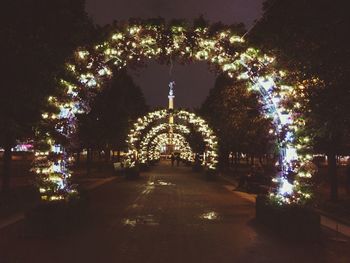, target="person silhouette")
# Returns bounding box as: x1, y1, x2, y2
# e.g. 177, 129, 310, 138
171, 153, 175, 167
176, 154, 180, 167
